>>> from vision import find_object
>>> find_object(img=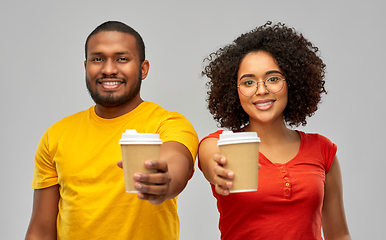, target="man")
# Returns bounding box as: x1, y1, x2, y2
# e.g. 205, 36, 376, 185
25, 21, 198, 240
